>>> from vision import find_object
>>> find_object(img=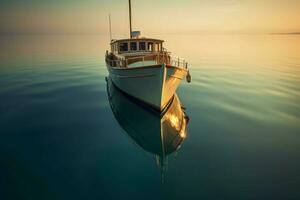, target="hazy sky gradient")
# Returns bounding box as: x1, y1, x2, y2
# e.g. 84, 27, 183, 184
0, 0, 300, 35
